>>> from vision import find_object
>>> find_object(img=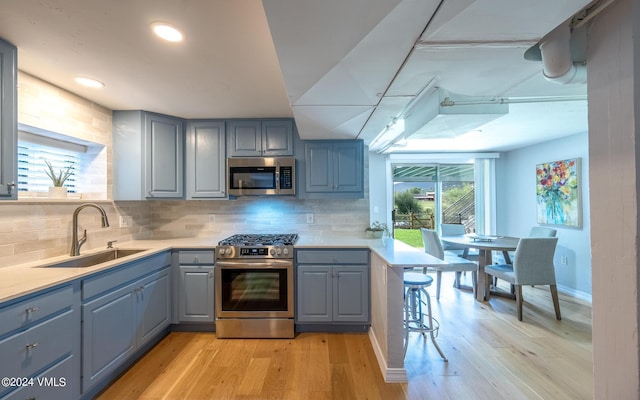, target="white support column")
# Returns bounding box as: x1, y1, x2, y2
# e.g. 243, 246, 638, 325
588, 0, 640, 397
